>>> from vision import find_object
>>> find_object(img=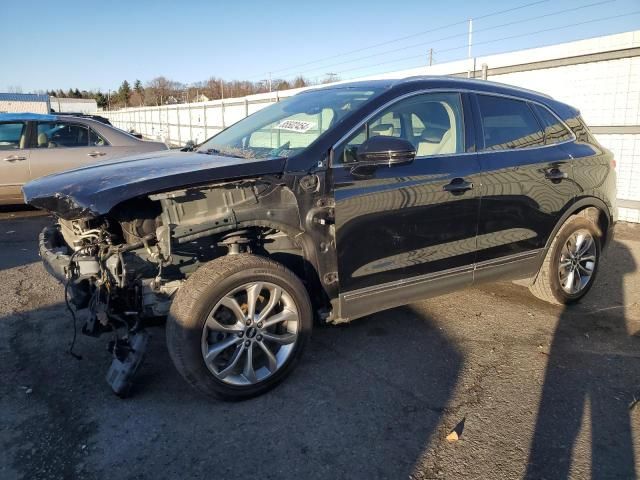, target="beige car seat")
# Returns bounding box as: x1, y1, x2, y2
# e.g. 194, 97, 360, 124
37, 132, 50, 148
19, 131, 27, 149
416, 102, 457, 156
370, 123, 395, 137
